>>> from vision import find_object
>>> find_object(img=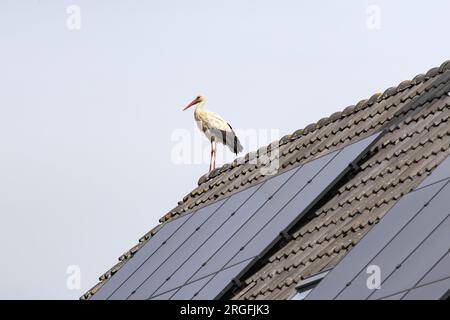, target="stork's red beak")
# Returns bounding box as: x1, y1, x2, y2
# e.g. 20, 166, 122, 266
182, 97, 201, 111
